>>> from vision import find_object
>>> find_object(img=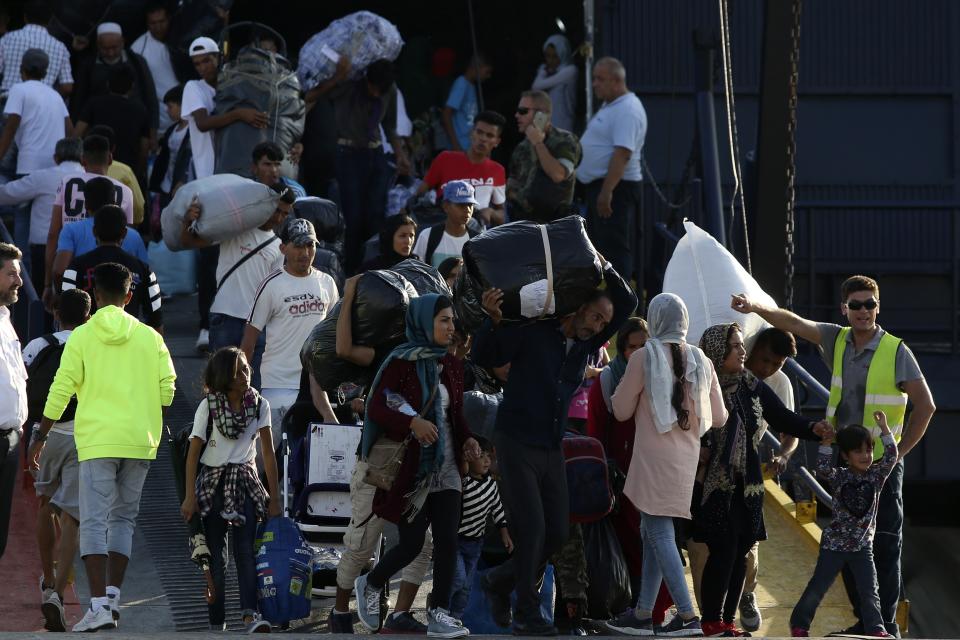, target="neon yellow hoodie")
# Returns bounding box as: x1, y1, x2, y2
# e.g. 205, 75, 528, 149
44, 305, 176, 461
